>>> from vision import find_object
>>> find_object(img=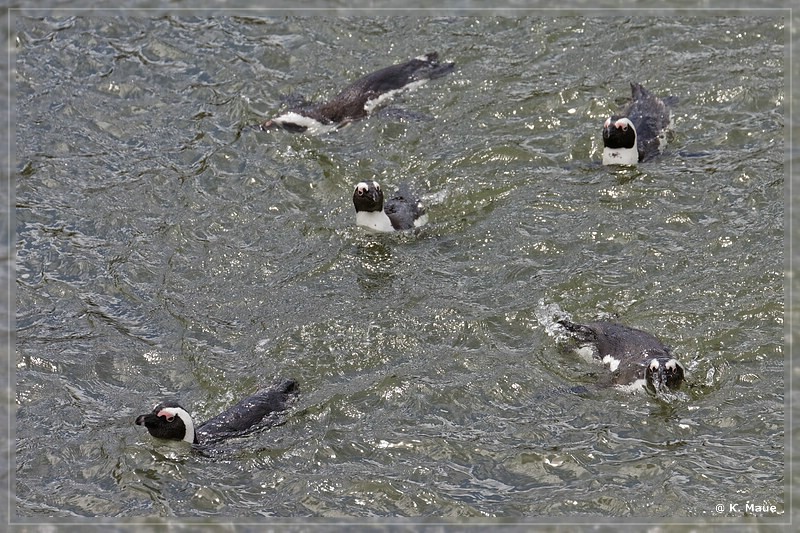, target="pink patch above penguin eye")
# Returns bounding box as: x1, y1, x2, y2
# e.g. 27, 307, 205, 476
157, 409, 176, 422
